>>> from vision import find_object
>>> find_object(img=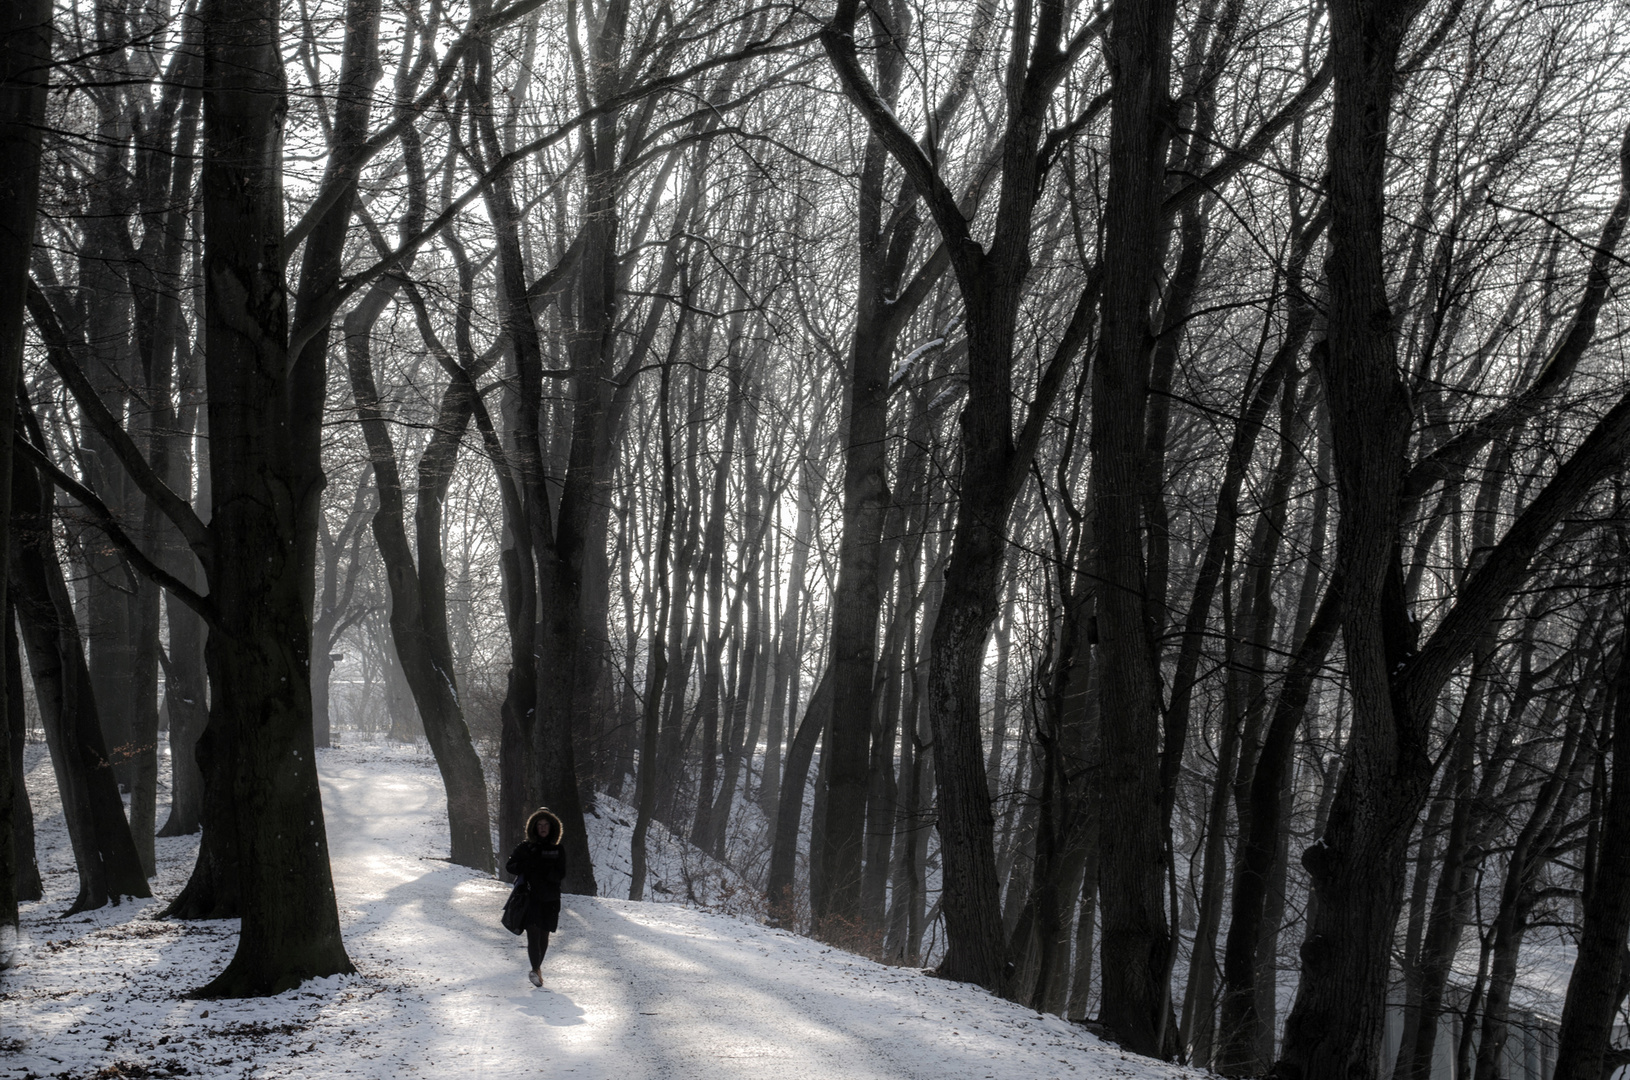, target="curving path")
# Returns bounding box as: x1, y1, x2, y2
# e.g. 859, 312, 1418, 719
3, 744, 1198, 1080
